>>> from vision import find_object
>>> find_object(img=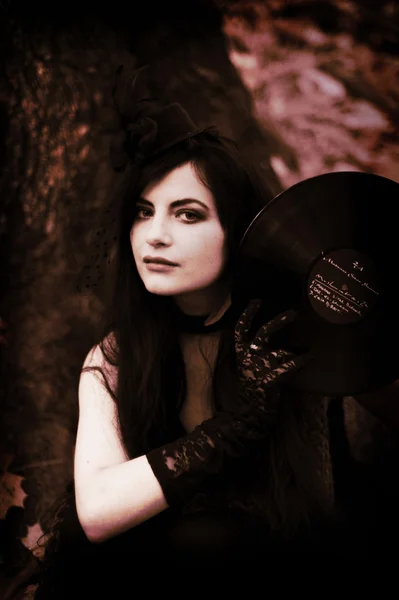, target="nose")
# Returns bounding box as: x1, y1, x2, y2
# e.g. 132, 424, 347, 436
146, 217, 172, 247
